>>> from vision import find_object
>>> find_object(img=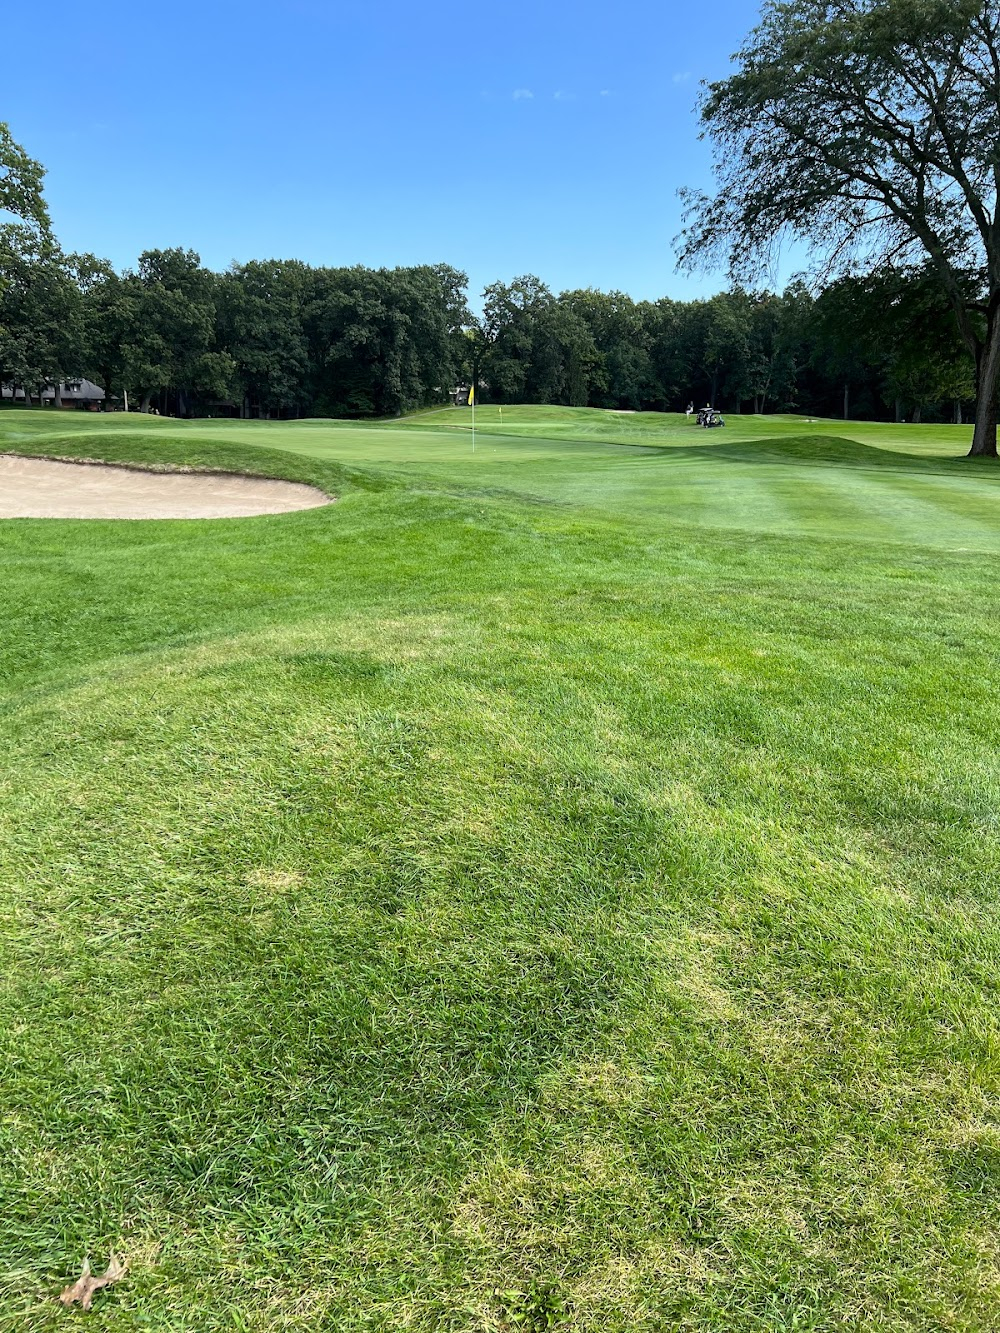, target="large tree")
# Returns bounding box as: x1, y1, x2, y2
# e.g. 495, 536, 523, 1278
478, 277, 598, 406
561, 289, 653, 410
217, 260, 311, 417
0, 226, 82, 403
677, 0, 1000, 455
478, 276, 550, 403
126, 249, 234, 414
304, 265, 454, 418
79, 261, 135, 409
813, 267, 974, 421
0, 124, 49, 238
